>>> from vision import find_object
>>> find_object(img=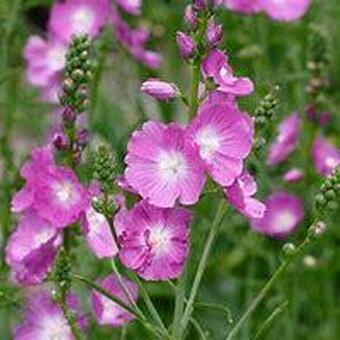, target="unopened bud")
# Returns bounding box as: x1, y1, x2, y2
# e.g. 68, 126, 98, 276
176, 32, 196, 59
141, 79, 178, 101
206, 19, 223, 47
282, 243, 296, 257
